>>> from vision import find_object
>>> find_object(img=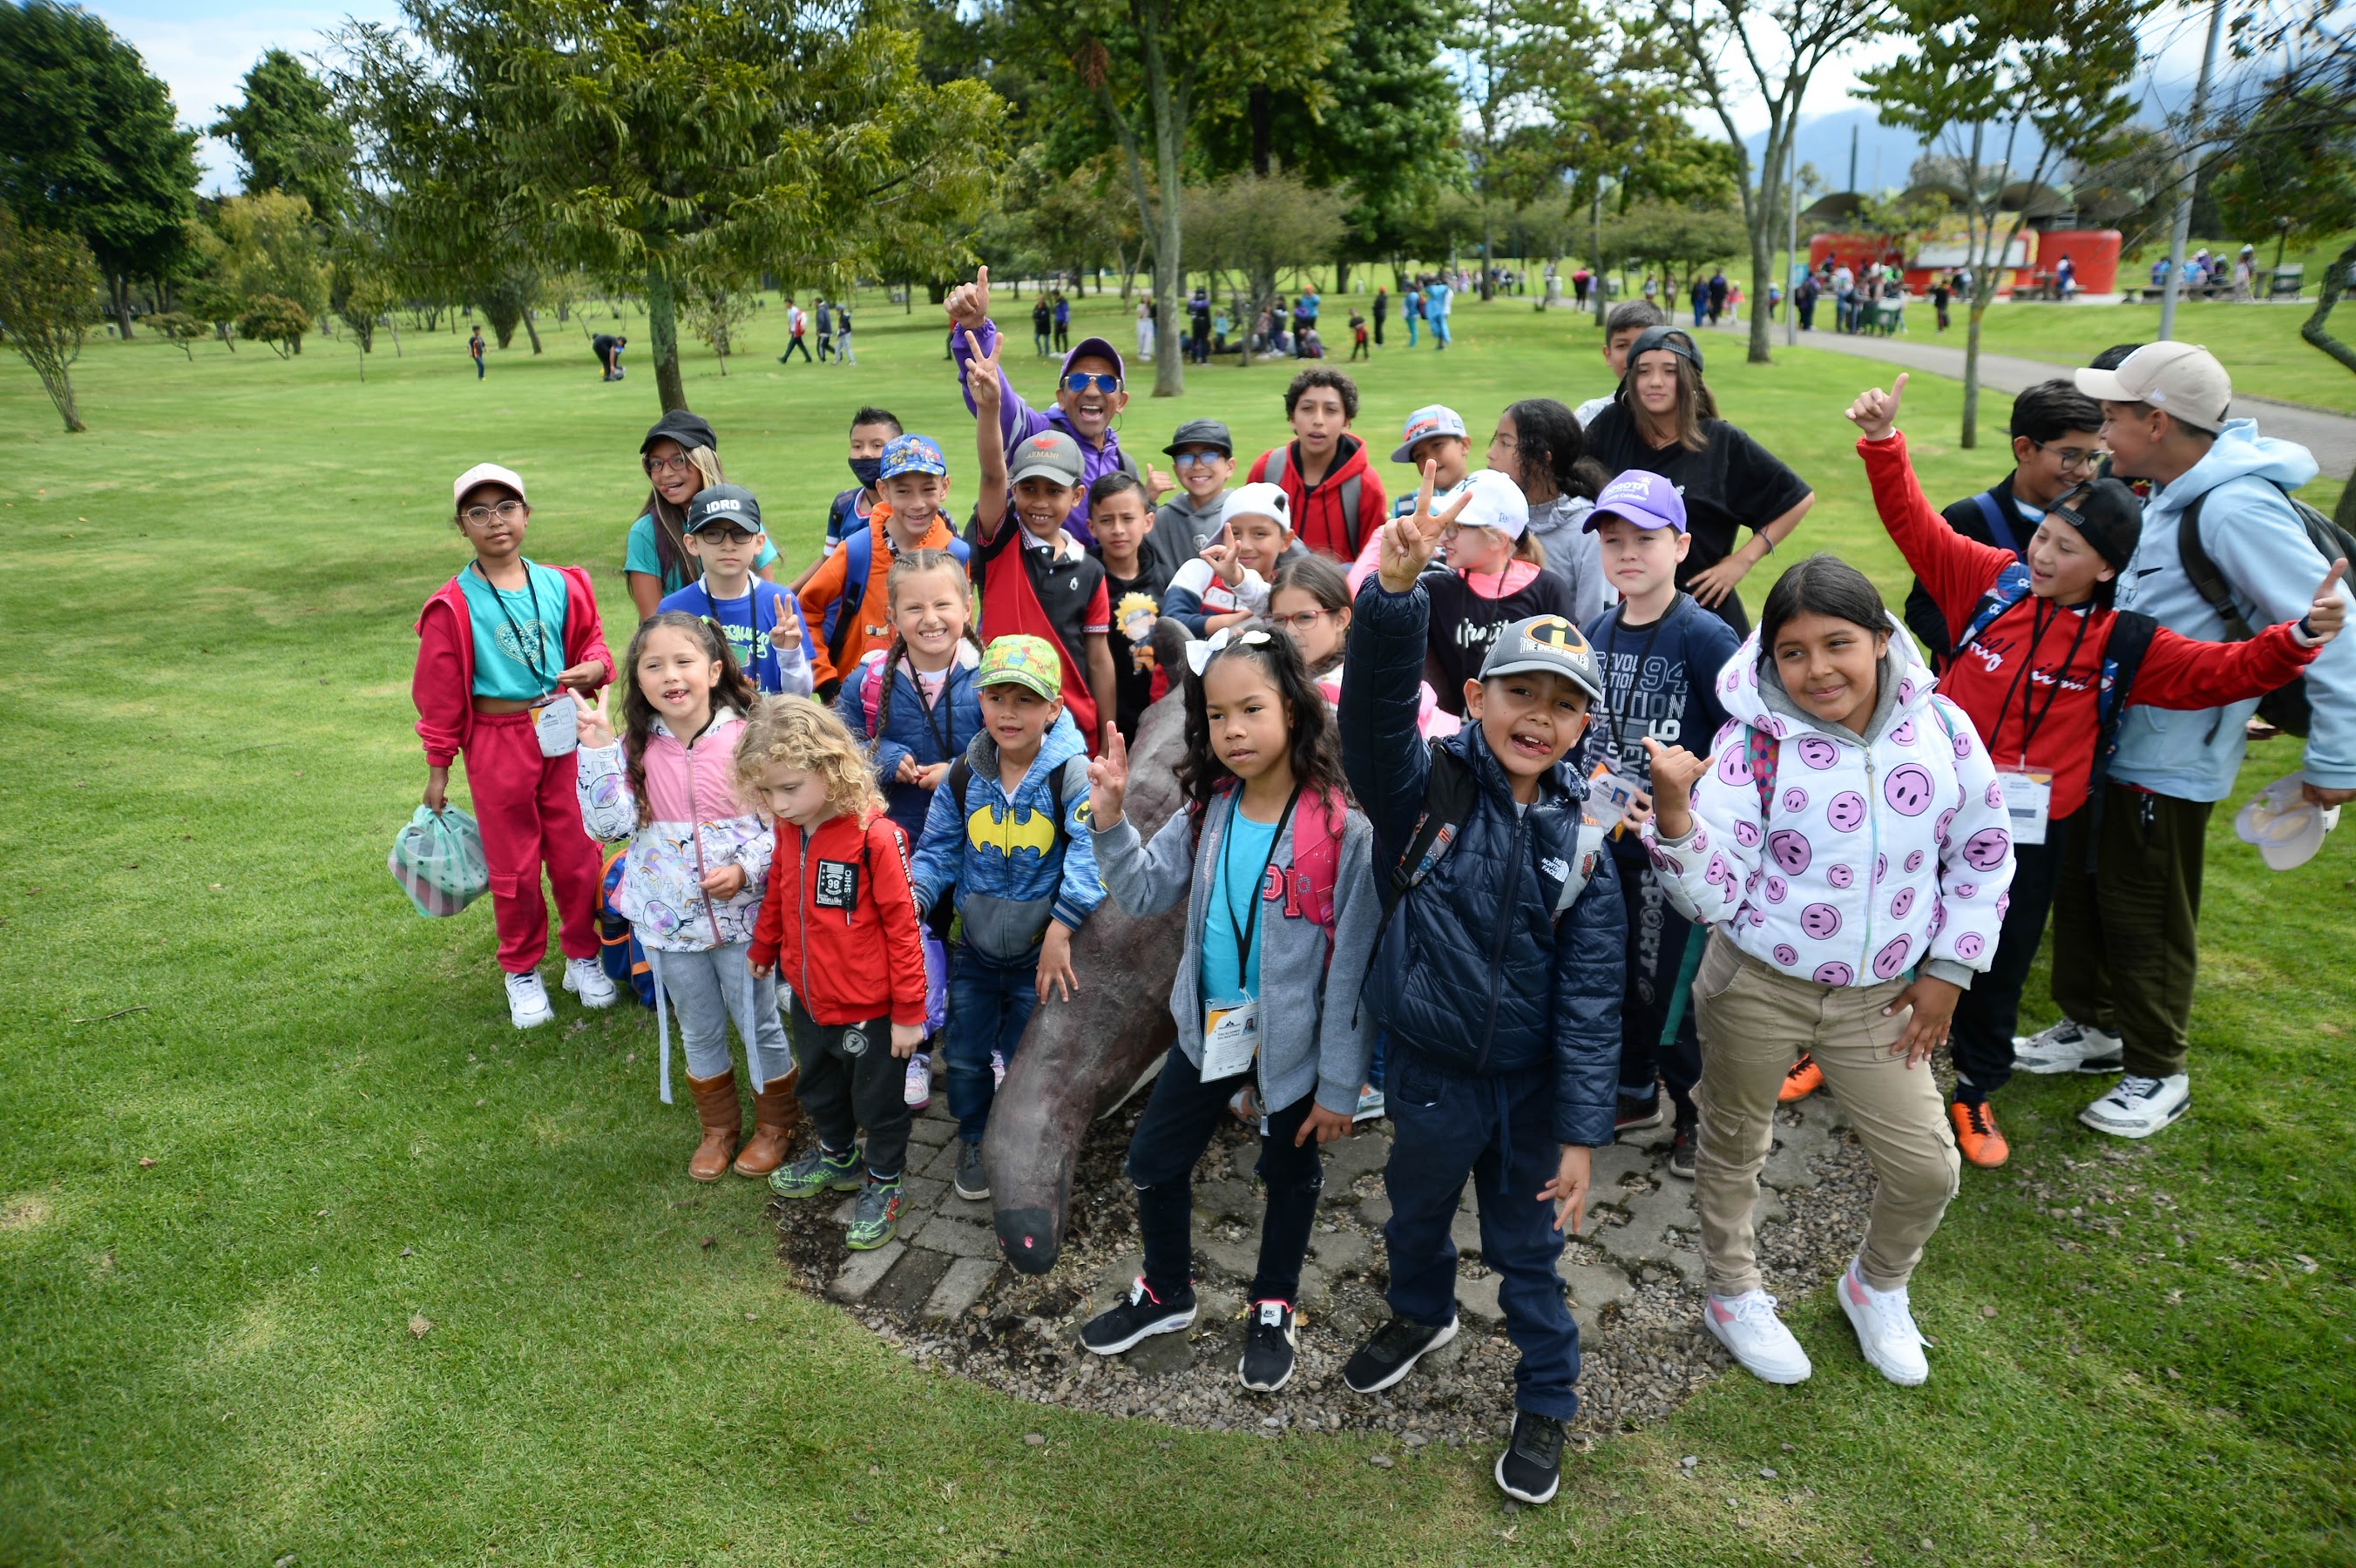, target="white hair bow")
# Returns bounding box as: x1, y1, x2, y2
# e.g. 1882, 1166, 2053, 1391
1183, 625, 1271, 676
